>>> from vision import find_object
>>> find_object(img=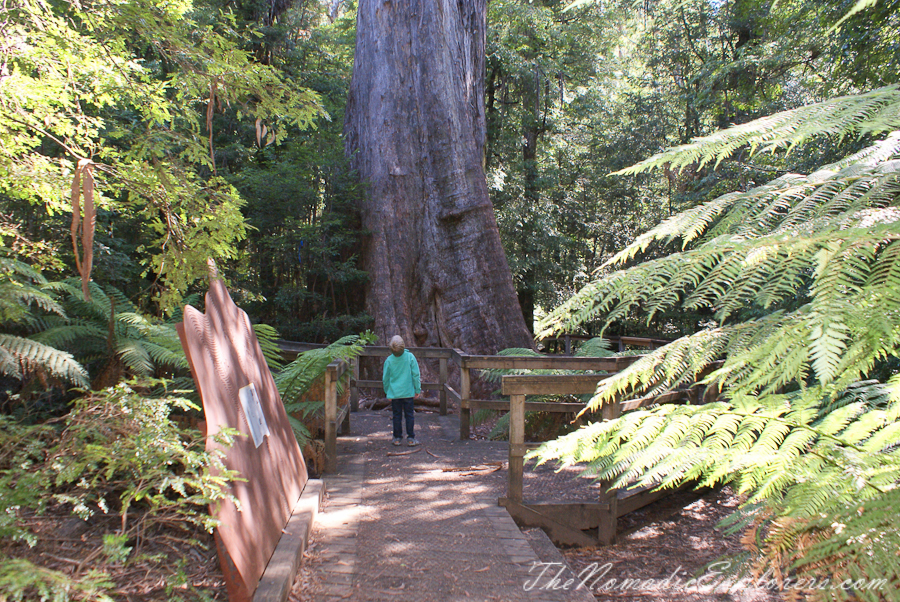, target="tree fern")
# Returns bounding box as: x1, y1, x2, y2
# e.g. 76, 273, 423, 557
275, 332, 376, 443
276, 333, 376, 403
0, 254, 86, 386
32, 280, 187, 386
533, 88, 900, 595
252, 323, 284, 372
